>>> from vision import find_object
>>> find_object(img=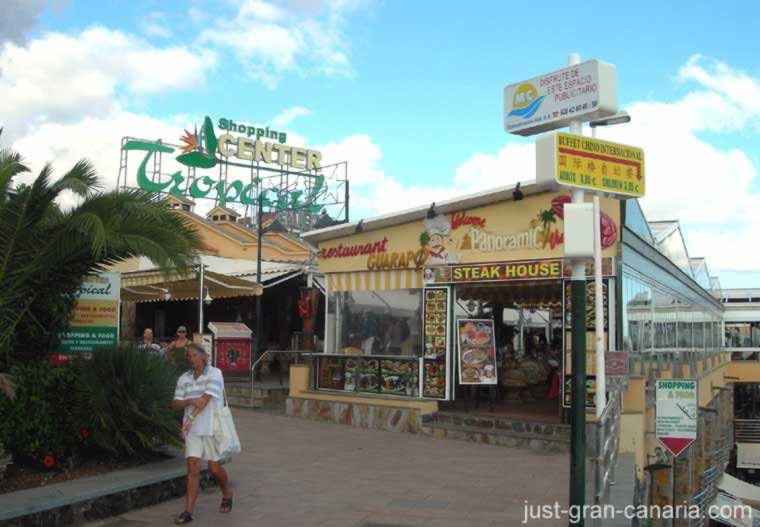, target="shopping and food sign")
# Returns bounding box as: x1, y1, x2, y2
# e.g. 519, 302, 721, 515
656, 379, 698, 457
503, 60, 617, 136
56, 272, 121, 356
536, 132, 645, 198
